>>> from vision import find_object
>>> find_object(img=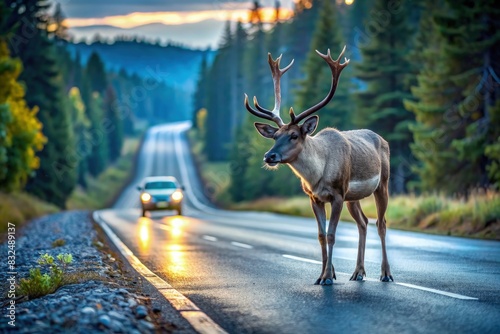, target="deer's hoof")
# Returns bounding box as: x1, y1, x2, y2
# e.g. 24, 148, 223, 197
380, 275, 394, 282
350, 274, 364, 281
320, 278, 333, 285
